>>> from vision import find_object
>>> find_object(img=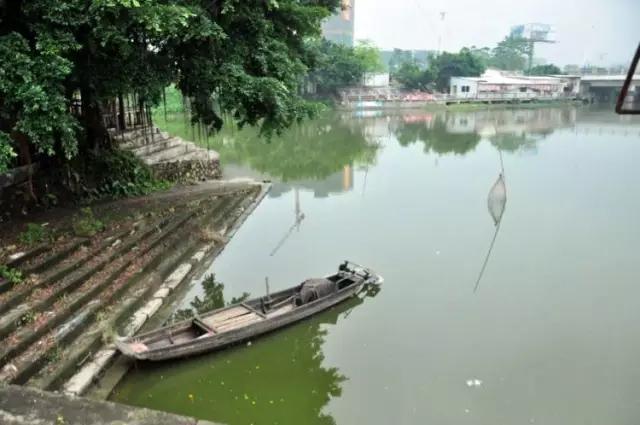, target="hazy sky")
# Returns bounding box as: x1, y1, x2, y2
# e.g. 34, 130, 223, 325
354, 0, 640, 66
